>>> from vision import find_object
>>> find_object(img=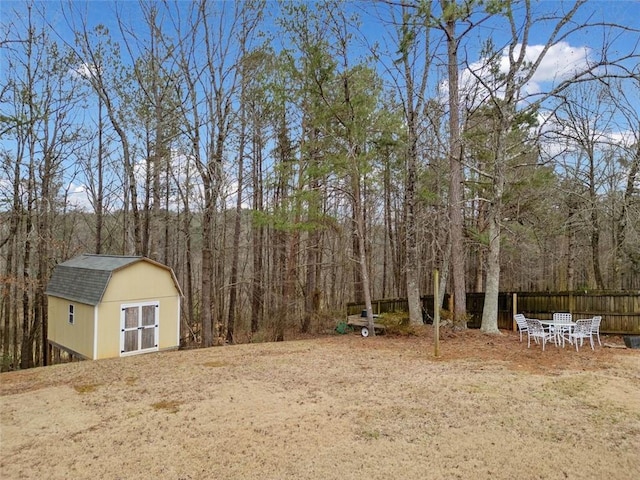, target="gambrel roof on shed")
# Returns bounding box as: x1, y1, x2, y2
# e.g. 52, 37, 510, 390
45, 254, 182, 305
